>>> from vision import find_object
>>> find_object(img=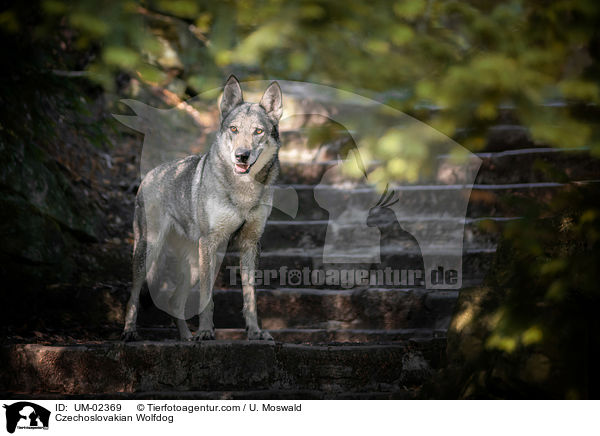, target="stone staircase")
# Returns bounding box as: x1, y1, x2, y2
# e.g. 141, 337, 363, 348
1, 341, 444, 399
2, 94, 599, 399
